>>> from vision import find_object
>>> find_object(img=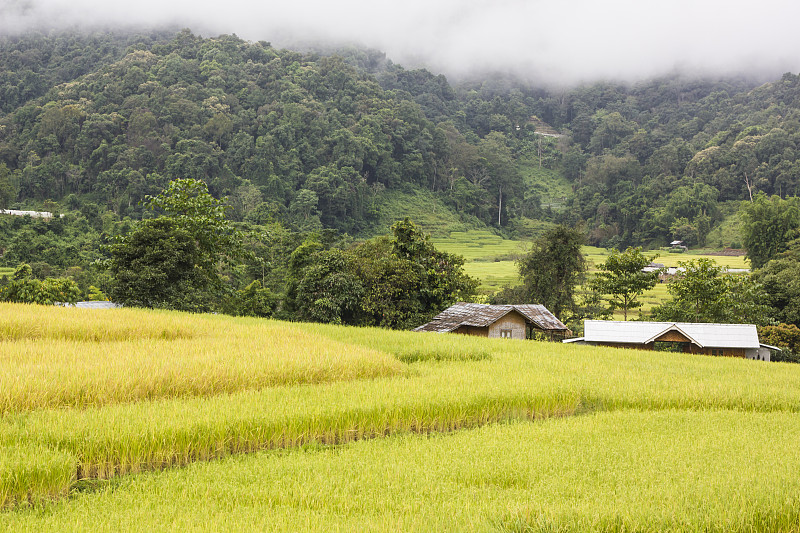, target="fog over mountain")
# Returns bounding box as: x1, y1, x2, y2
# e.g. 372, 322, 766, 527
1, 0, 799, 84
